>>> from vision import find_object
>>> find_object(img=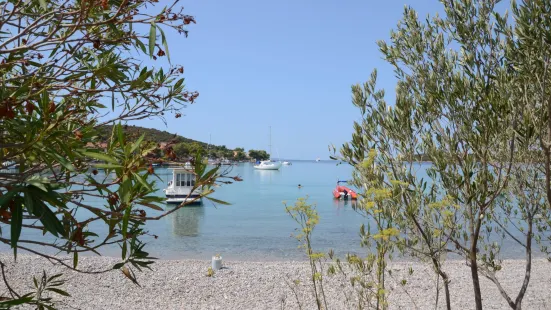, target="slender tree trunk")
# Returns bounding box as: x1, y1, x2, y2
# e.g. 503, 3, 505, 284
470, 252, 483, 310
513, 217, 533, 310
439, 270, 452, 310
470, 217, 483, 310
